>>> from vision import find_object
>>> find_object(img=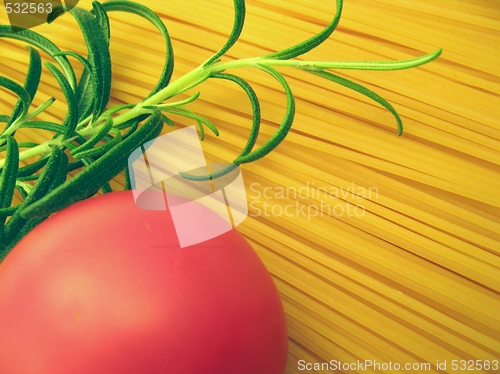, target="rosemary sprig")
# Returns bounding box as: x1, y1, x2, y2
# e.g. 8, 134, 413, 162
0, 0, 441, 258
